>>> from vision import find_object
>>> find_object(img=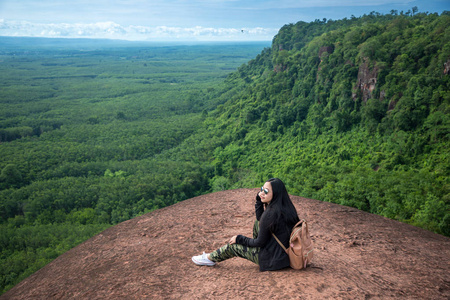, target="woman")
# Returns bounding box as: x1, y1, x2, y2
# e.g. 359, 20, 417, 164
192, 178, 300, 271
